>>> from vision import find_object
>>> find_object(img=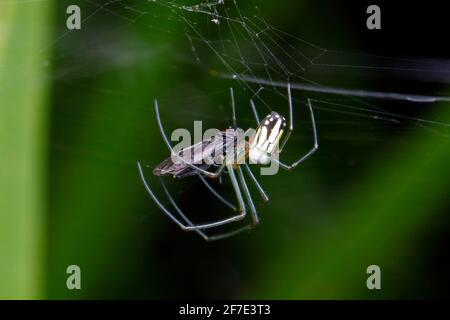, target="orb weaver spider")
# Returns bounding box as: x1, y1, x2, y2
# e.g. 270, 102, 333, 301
137, 83, 318, 241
